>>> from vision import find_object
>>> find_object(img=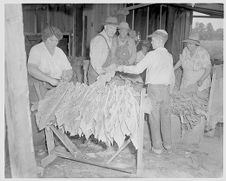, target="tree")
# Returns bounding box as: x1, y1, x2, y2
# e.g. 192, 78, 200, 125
192, 22, 200, 34
215, 28, 223, 40
192, 22, 223, 40
206, 23, 214, 40
195, 22, 206, 40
